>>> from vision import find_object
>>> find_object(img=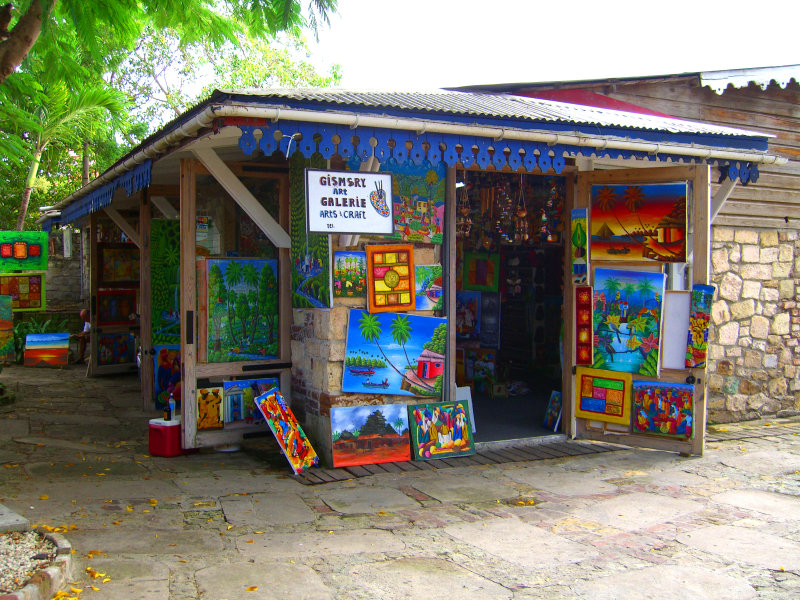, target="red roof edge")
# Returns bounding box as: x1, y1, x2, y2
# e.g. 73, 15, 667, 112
517, 89, 676, 118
